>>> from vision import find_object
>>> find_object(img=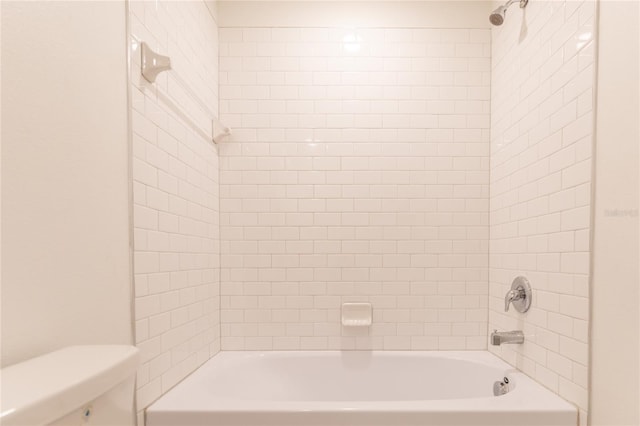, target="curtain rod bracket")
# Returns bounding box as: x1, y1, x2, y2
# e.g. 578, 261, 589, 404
141, 42, 171, 83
